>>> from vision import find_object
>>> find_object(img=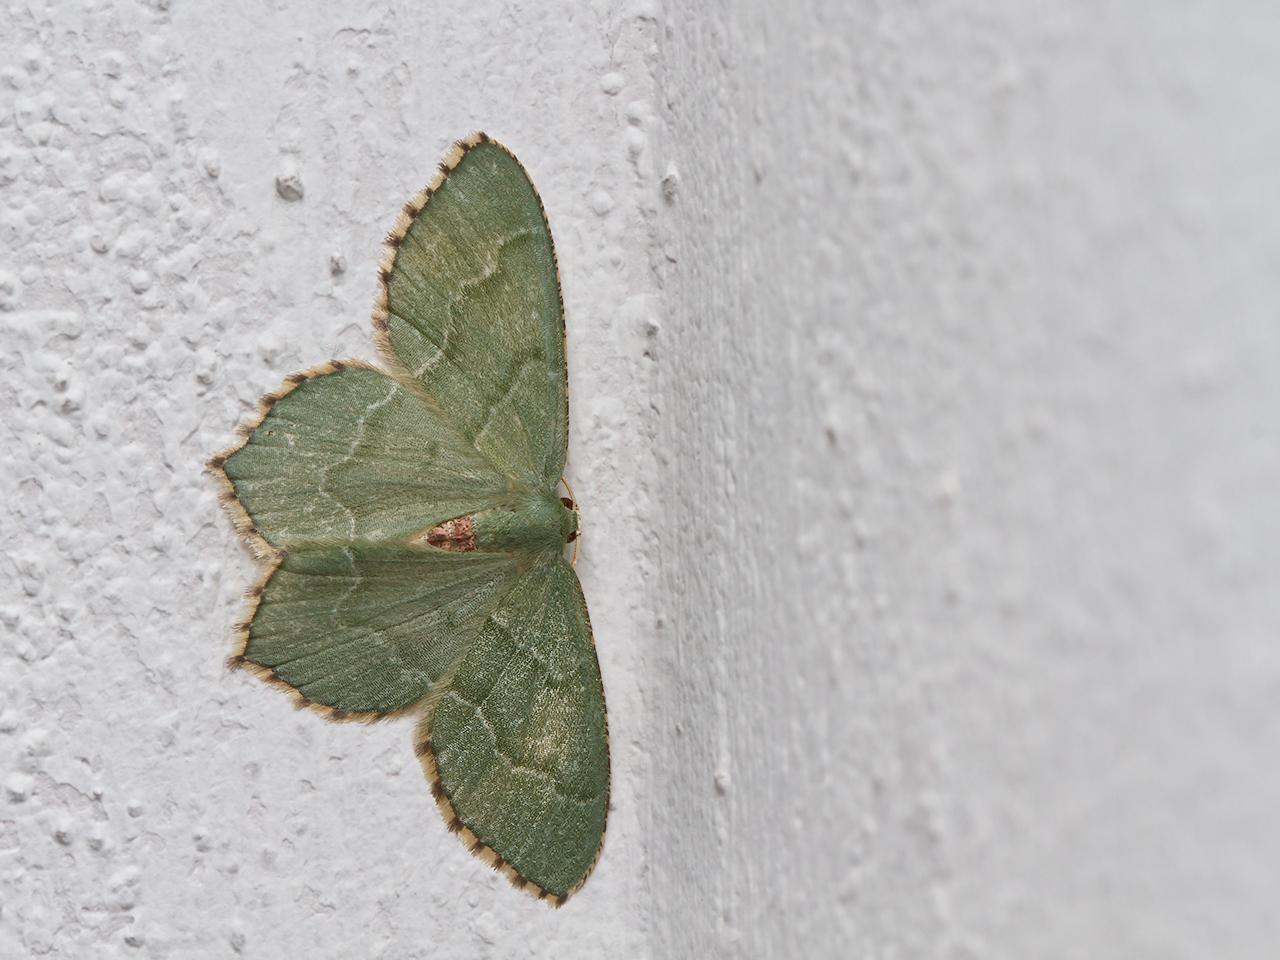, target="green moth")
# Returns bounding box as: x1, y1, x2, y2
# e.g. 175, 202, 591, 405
208, 133, 609, 906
